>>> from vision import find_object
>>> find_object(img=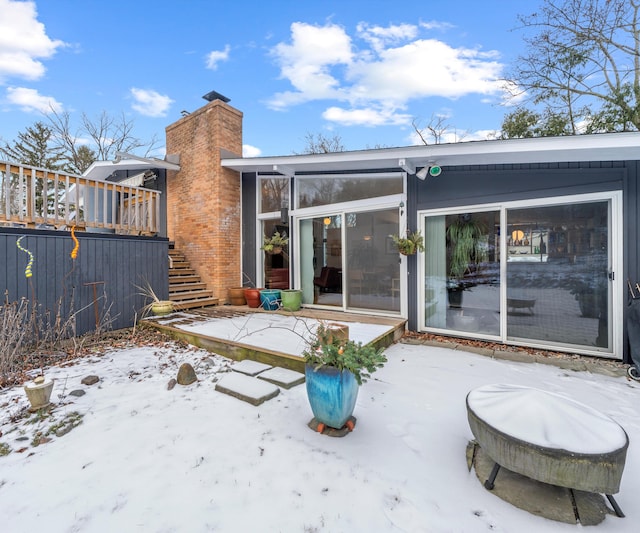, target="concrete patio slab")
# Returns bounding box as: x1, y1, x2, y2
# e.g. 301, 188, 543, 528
257, 367, 305, 389
231, 360, 273, 376
215, 372, 280, 406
